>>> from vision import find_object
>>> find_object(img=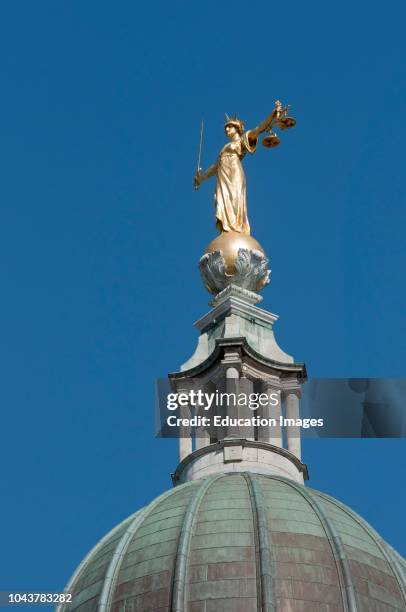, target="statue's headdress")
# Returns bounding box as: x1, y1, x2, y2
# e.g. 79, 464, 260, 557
224, 113, 245, 134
